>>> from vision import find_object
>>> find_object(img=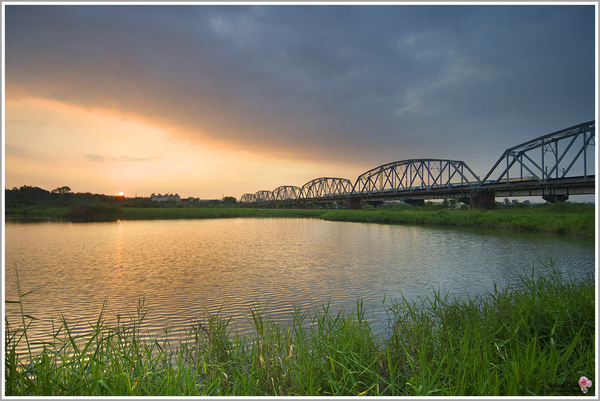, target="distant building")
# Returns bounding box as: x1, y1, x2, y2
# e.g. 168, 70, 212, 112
150, 193, 181, 202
